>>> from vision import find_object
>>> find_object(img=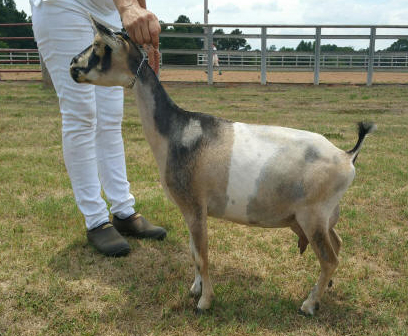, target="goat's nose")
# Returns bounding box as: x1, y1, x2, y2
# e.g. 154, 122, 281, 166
70, 55, 79, 66
70, 66, 80, 82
